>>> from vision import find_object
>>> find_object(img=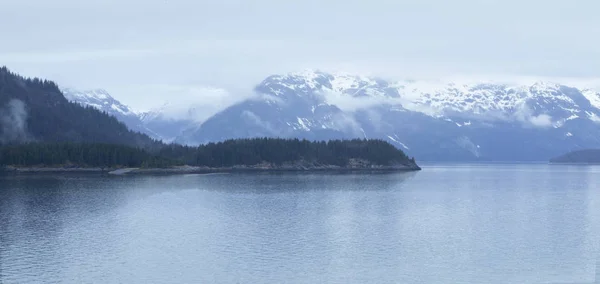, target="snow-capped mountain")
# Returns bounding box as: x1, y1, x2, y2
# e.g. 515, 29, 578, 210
62, 88, 203, 142
62, 88, 165, 140
176, 70, 600, 161
138, 103, 198, 143
64, 71, 600, 161
62, 88, 136, 117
